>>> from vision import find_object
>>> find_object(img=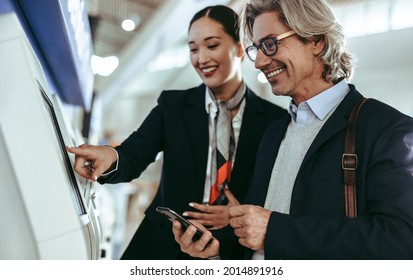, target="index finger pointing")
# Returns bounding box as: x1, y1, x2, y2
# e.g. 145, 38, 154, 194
223, 187, 239, 205
66, 146, 93, 158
